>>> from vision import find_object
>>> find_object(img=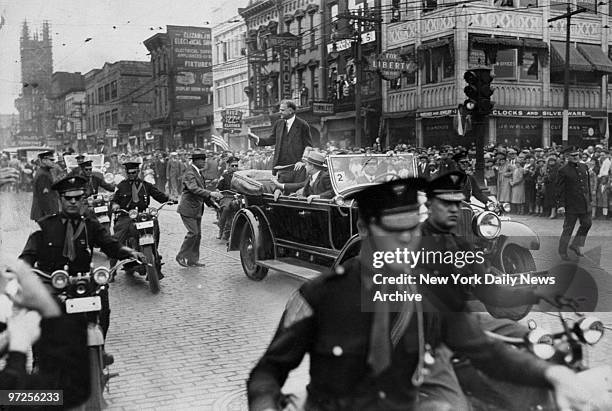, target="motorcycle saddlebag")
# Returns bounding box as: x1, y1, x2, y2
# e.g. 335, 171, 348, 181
231, 170, 274, 195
